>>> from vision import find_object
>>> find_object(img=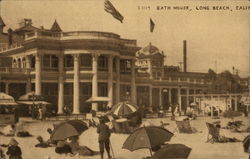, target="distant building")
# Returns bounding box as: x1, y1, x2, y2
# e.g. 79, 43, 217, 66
0, 17, 245, 114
